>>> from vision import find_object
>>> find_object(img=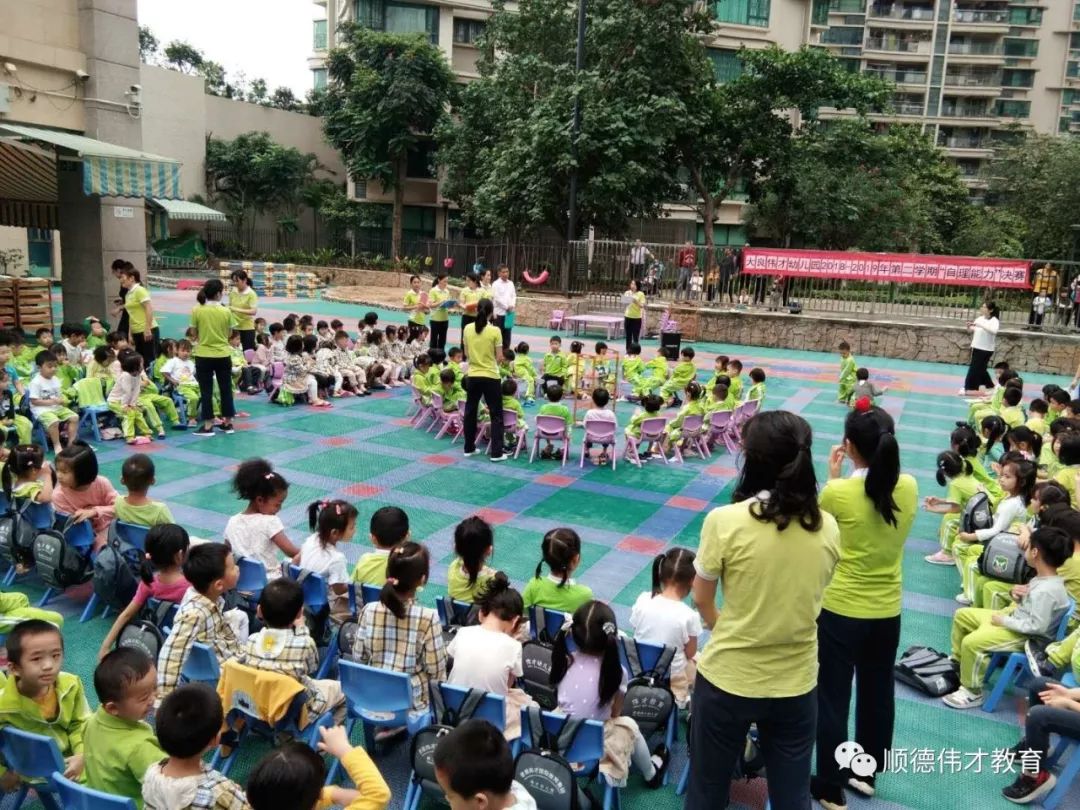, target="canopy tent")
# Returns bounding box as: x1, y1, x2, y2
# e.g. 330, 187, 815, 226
146, 197, 226, 241
0, 123, 182, 228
